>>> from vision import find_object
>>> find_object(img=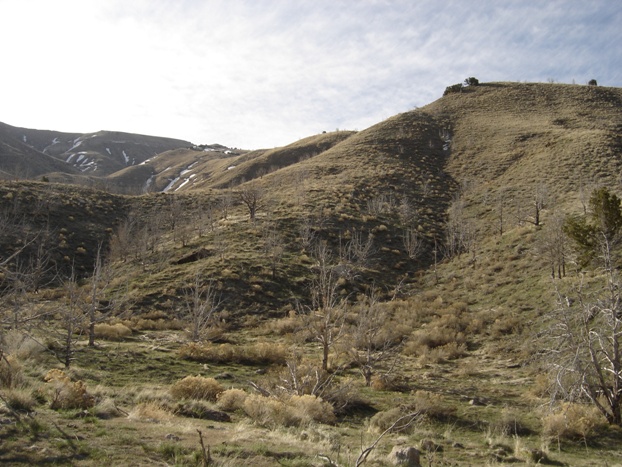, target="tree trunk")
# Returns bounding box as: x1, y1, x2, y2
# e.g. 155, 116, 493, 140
88, 321, 96, 347
322, 341, 329, 372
